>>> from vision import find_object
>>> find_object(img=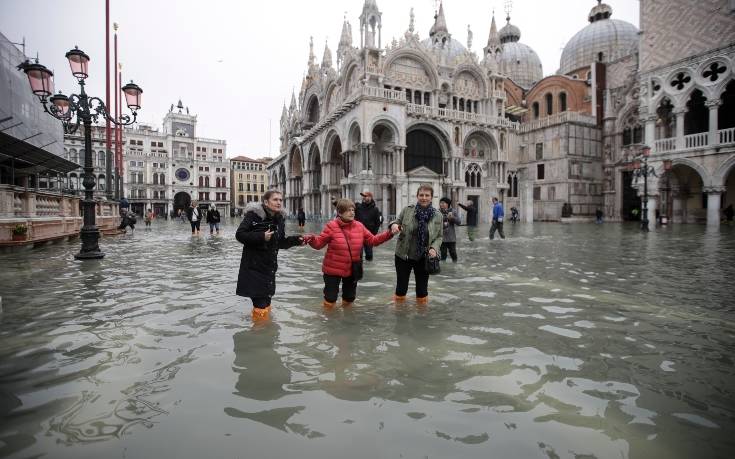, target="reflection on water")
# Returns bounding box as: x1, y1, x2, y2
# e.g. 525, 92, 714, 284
1, 221, 734, 458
